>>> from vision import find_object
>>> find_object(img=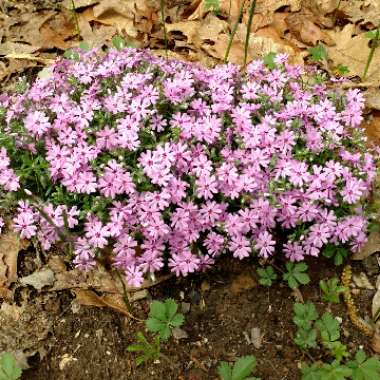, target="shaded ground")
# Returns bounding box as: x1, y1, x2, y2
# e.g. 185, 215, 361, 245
21, 256, 372, 380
